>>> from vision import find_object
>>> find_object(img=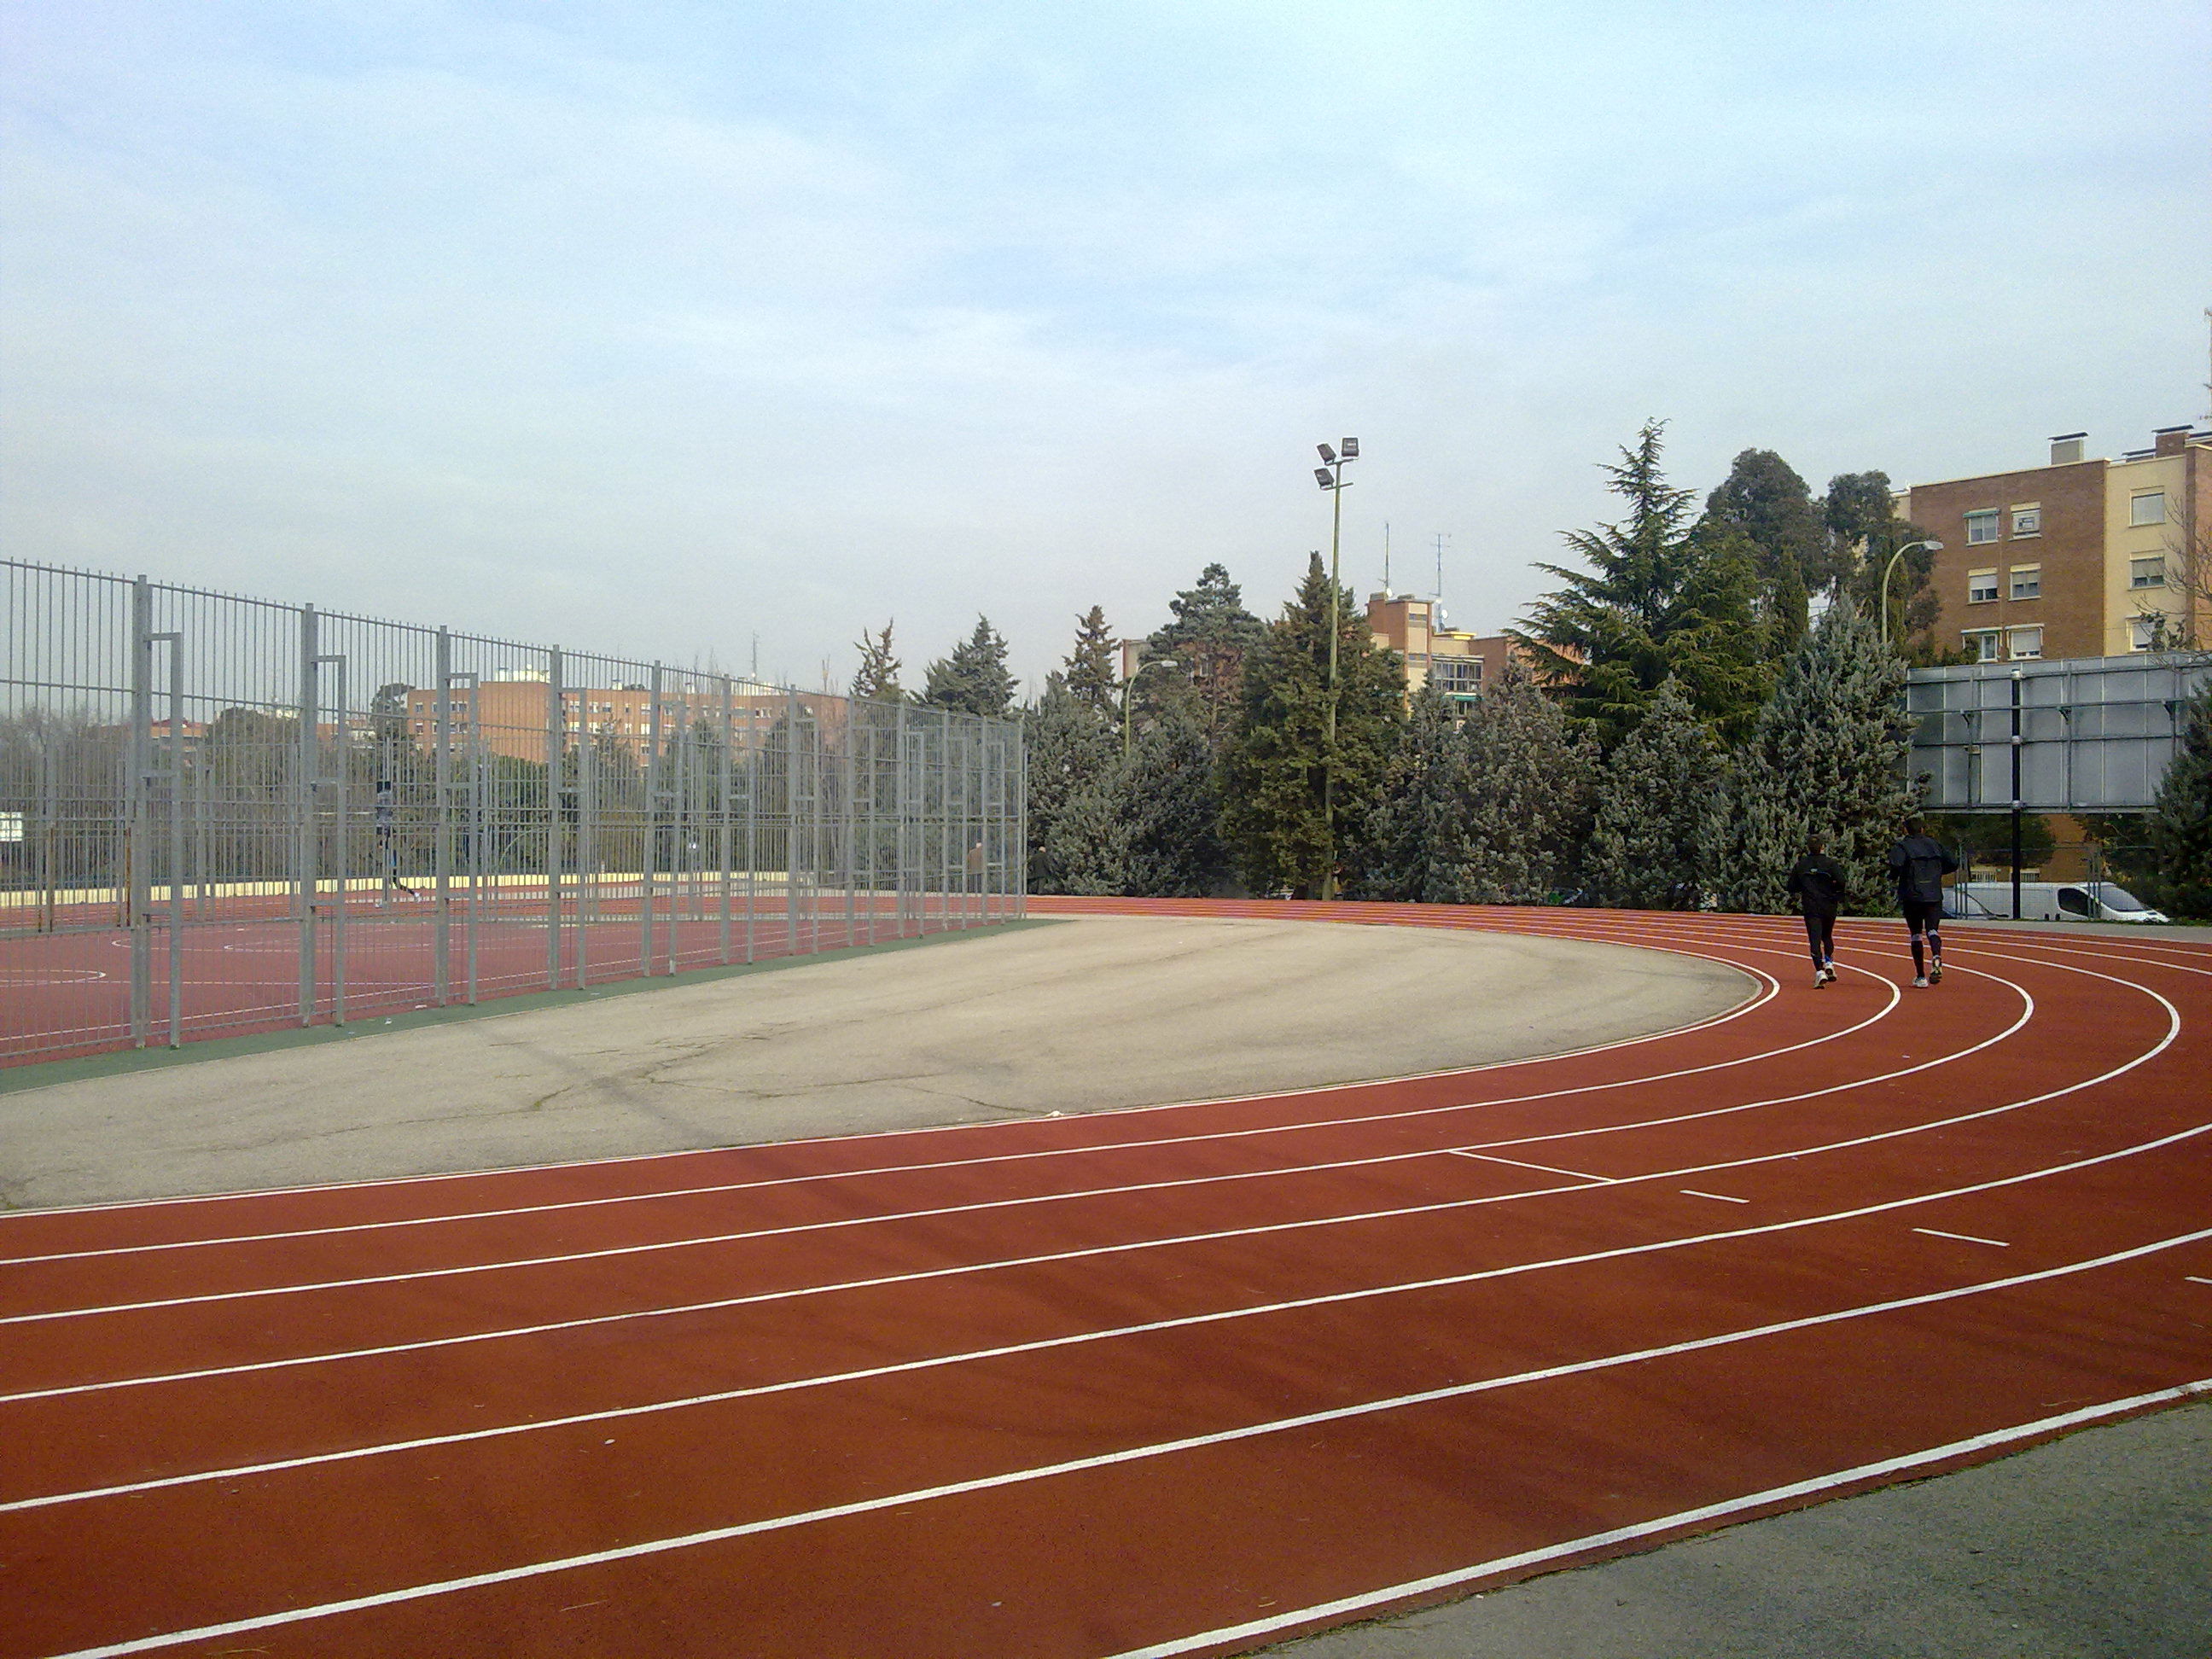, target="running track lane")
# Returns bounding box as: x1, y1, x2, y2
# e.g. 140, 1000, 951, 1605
2, 902, 2208, 1657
